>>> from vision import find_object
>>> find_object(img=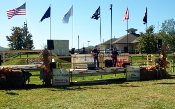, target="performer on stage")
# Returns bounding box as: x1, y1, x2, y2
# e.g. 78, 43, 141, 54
91, 46, 100, 68
111, 47, 119, 67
